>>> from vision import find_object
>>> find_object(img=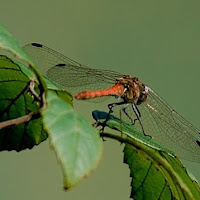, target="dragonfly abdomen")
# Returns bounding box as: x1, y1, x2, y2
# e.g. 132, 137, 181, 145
75, 84, 124, 99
